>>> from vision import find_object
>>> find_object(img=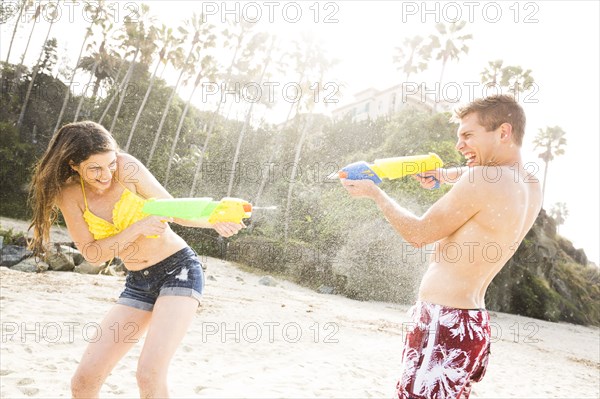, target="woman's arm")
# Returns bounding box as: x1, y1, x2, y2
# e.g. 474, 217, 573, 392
56, 186, 168, 266
117, 153, 244, 236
